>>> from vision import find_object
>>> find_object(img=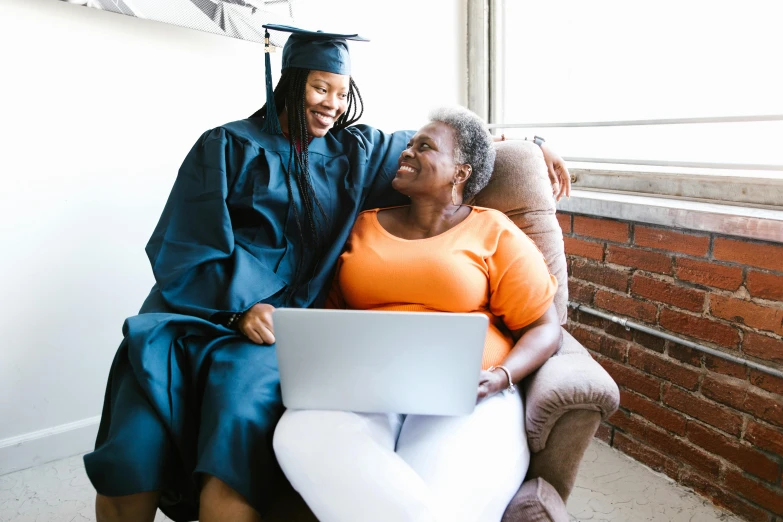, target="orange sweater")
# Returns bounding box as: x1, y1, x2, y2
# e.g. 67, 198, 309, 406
326, 206, 558, 369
